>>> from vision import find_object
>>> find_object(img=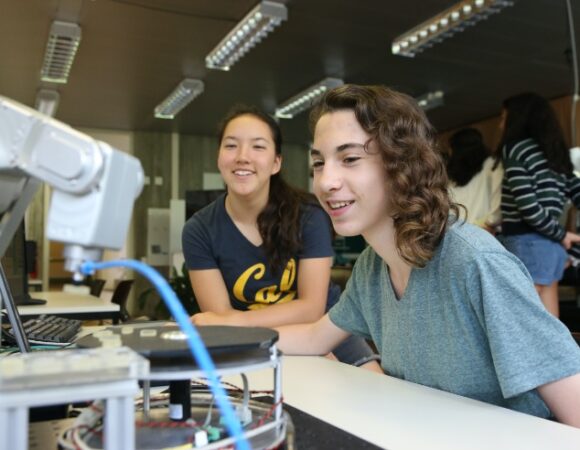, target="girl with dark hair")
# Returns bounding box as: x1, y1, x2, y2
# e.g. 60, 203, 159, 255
182, 105, 381, 371
276, 85, 580, 426
447, 127, 503, 231
499, 92, 580, 317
